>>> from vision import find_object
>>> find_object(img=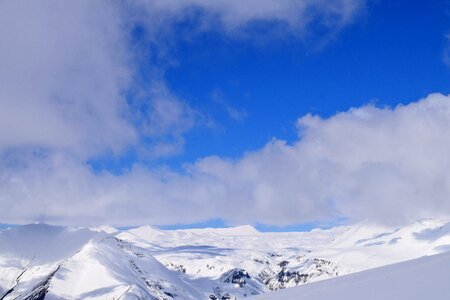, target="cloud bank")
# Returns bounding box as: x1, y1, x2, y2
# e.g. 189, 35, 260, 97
0, 1, 134, 156
5, 0, 447, 227
2, 94, 450, 226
